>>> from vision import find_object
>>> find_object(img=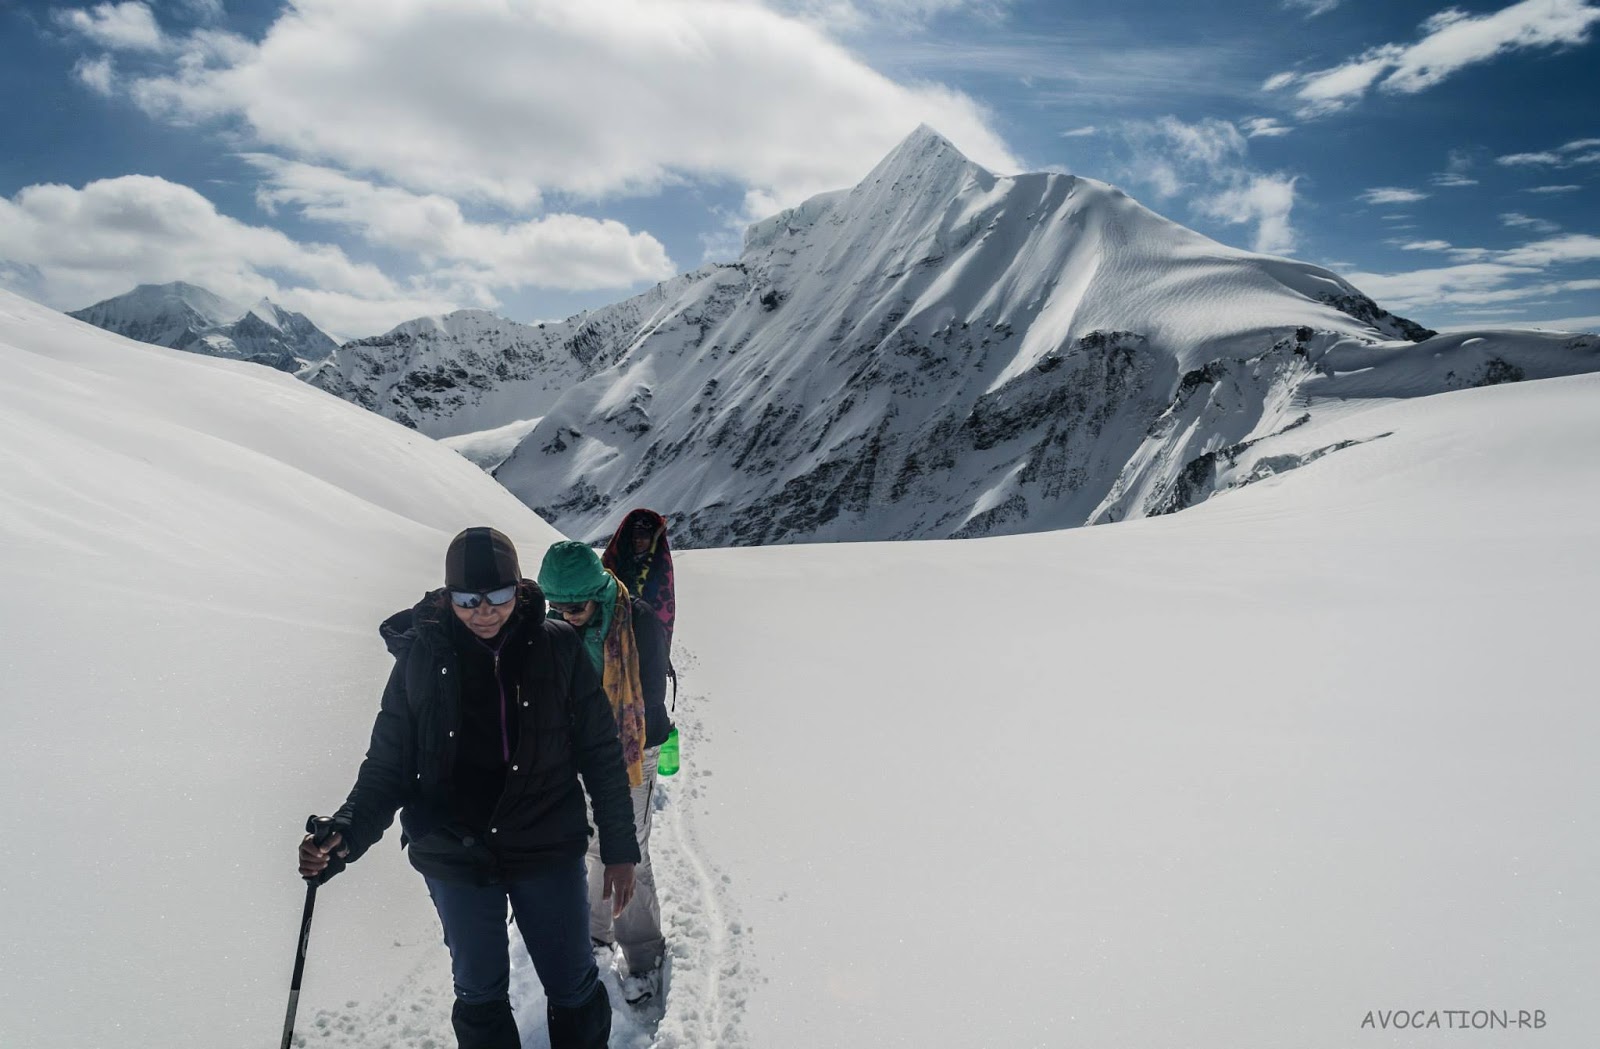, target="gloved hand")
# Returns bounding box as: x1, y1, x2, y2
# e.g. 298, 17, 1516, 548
297, 816, 351, 885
